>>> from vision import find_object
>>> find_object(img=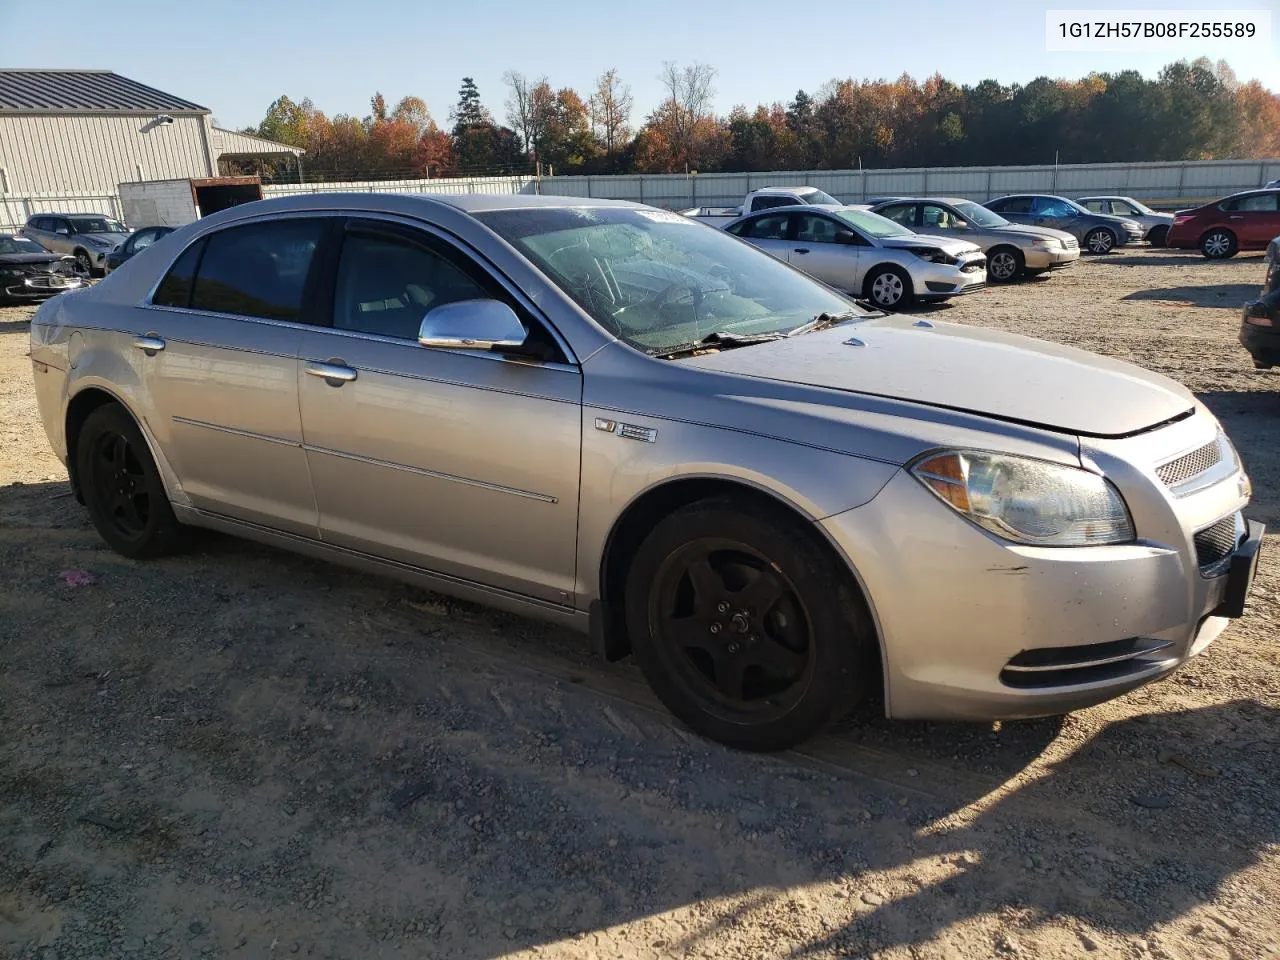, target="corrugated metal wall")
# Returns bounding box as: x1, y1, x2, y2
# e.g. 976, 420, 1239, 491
0, 114, 215, 195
